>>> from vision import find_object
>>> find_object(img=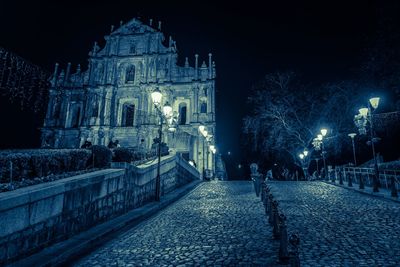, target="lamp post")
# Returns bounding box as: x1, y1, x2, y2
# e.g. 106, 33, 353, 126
299, 153, 305, 181
151, 88, 172, 201
209, 145, 216, 179
348, 133, 357, 166
356, 97, 381, 193
199, 126, 208, 180
318, 130, 328, 180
